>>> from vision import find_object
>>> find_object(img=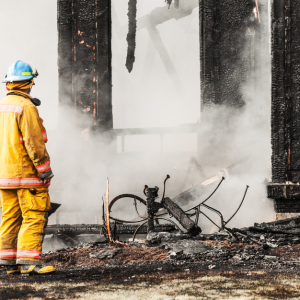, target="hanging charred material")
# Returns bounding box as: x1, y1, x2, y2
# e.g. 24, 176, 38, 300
57, 0, 112, 131
125, 0, 137, 73
268, 0, 300, 213
165, 0, 172, 8
165, 0, 179, 8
